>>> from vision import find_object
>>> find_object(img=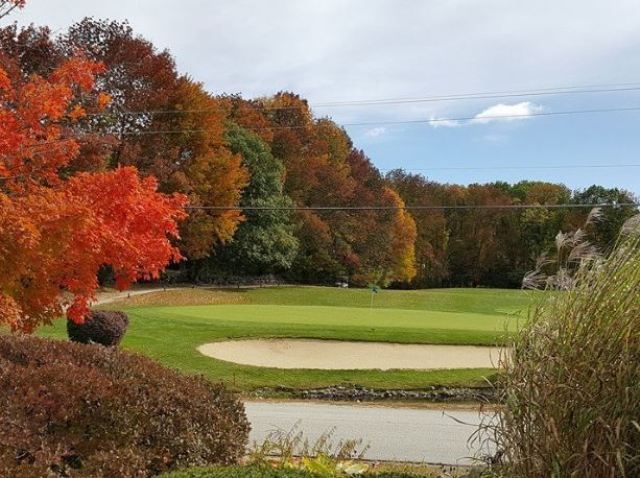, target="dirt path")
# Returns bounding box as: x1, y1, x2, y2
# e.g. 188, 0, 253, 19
198, 339, 501, 370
